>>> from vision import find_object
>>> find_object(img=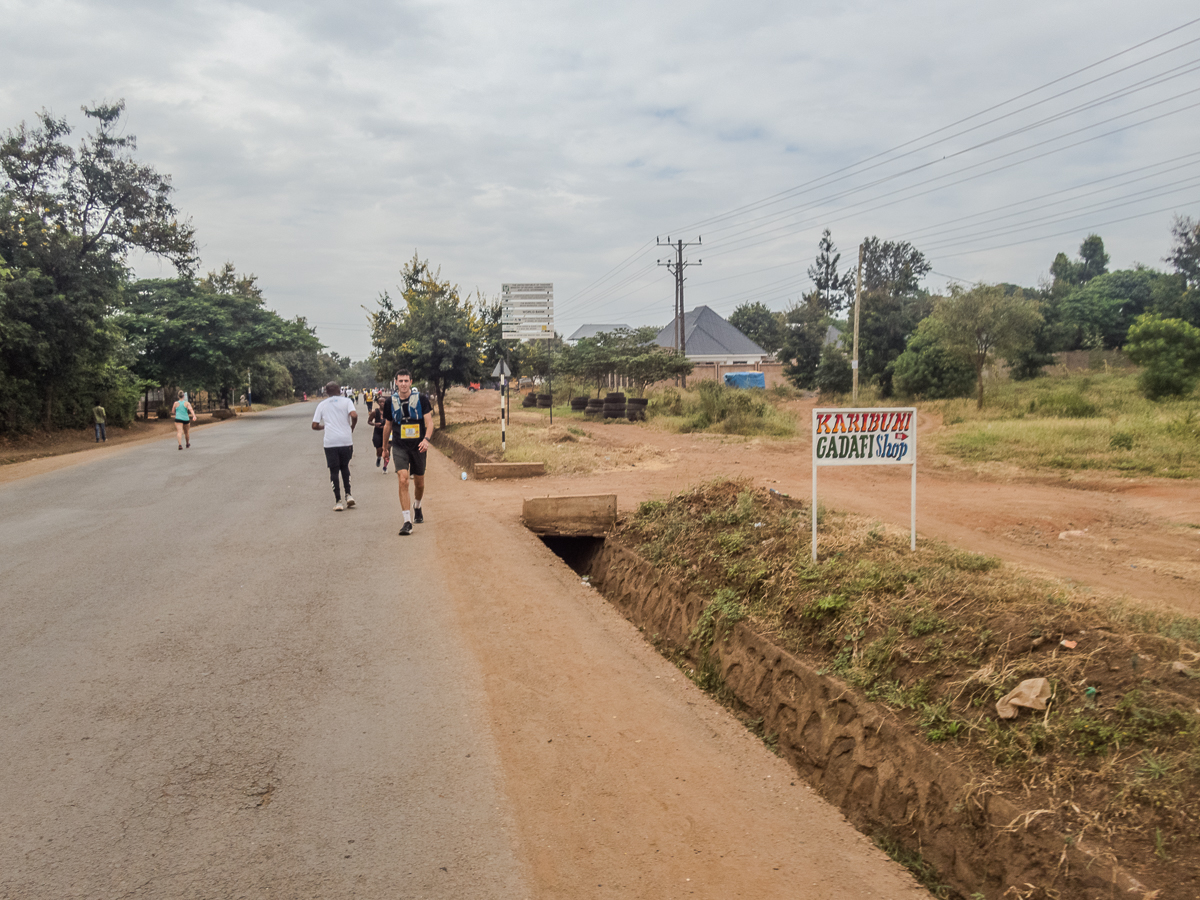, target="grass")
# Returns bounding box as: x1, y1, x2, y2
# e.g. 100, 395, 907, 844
922, 372, 1200, 477
439, 419, 666, 474
645, 381, 798, 437
620, 478, 1200, 851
